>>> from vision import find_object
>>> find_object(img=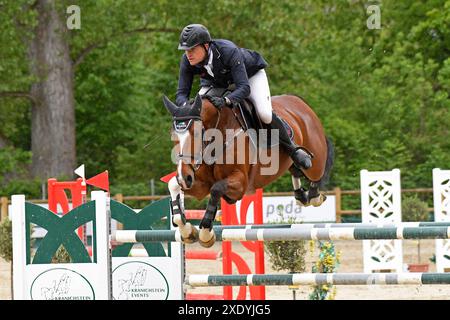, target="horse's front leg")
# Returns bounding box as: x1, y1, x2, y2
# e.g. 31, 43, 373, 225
168, 176, 199, 243
198, 171, 246, 248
